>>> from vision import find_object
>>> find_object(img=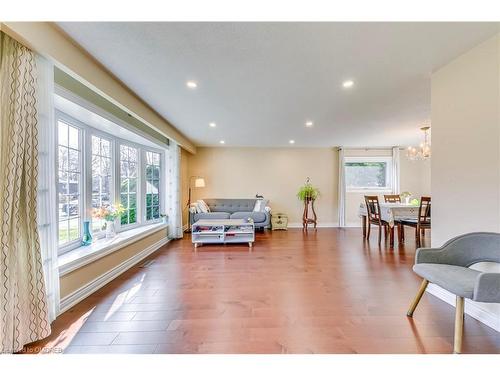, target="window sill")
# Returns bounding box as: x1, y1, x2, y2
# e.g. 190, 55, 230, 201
58, 222, 168, 276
